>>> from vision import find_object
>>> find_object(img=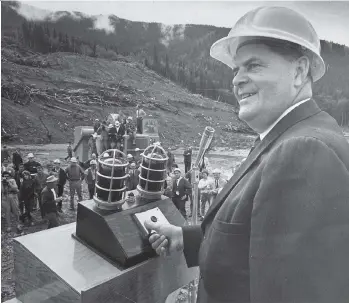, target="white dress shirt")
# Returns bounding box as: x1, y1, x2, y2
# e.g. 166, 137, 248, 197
260, 98, 311, 141
51, 188, 57, 200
